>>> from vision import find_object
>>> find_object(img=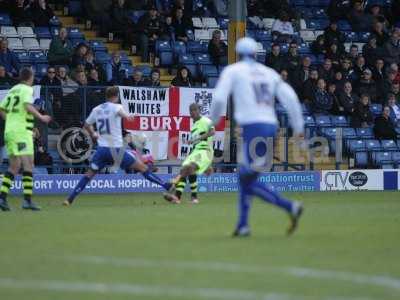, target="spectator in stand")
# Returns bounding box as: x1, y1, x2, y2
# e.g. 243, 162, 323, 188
138, 6, 162, 63
363, 36, 380, 67
56, 66, 78, 127
327, 0, 351, 21
325, 43, 342, 67
171, 66, 193, 87
339, 57, 353, 82
265, 44, 285, 71
48, 27, 73, 66
71, 43, 89, 68
124, 70, 147, 86
302, 68, 319, 103
208, 30, 227, 68
348, 44, 360, 65
11, 0, 32, 26
390, 82, 400, 102
388, 63, 400, 83
291, 56, 311, 96
373, 58, 386, 96
271, 11, 294, 43
371, 21, 389, 47
382, 69, 398, 98
146, 68, 161, 87
318, 58, 335, 82
88, 68, 104, 86
383, 28, 400, 65
105, 51, 126, 85
83, 50, 106, 82
333, 70, 345, 92
388, 93, 400, 126
311, 35, 327, 56
0, 39, 19, 77
355, 68, 378, 103
369, 4, 388, 26
40, 66, 62, 122
339, 81, 358, 115
280, 69, 289, 83
57, 66, 78, 97
172, 8, 192, 43
348, 1, 373, 32
311, 78, 332, 114
285, 41, 301, 72
323, 20, 345, 52
329, 83, 345, 115
374, 106, 398, 140
351, 94, 373, 127
352, 55, 367, 81
160, 16, 174, 41
30, 0, 54, 27
110, 0, 131, 40
0, 65, 17, 88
